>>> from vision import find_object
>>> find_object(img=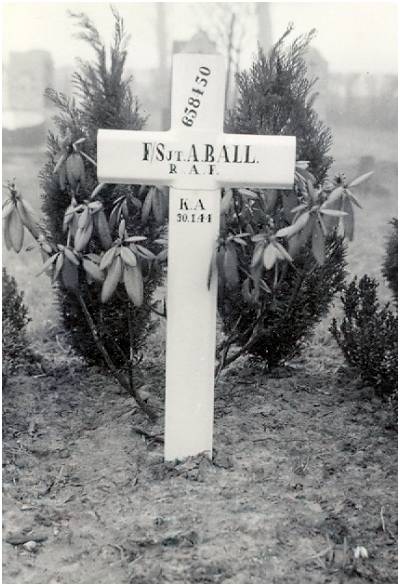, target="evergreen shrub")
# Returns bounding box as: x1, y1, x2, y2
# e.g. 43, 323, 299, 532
2, 268, 34, 379
218, 26, 347, 368
382, 218, 398, 301
330, 275, 398, 397
39, 10, 160, 367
